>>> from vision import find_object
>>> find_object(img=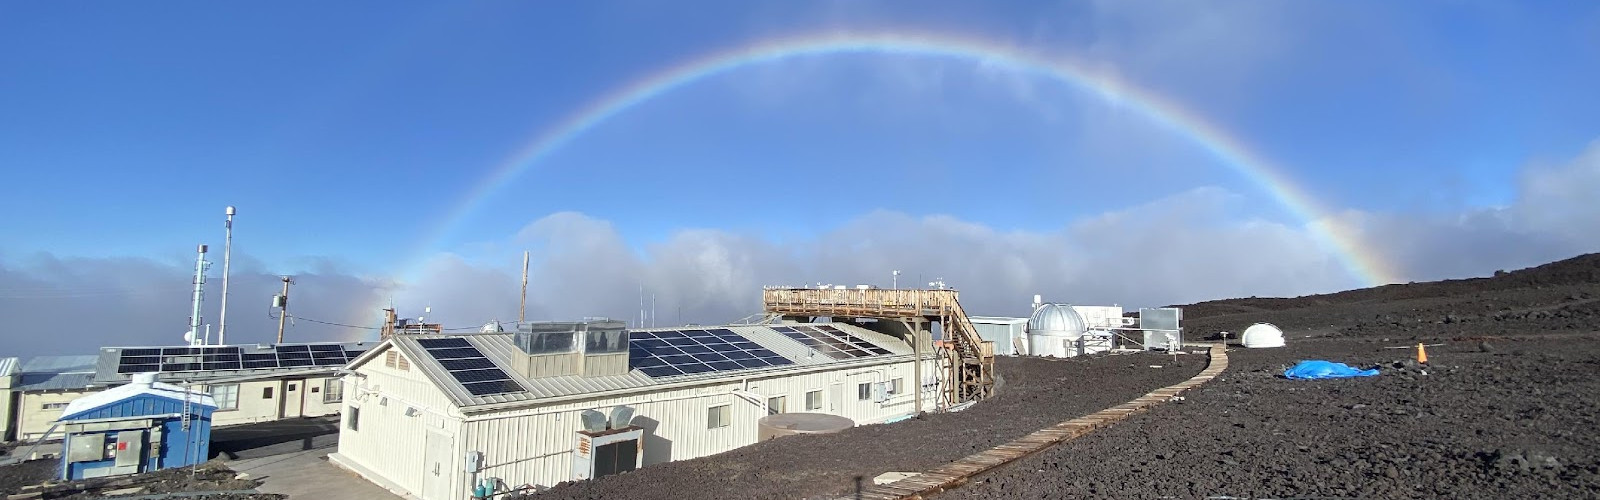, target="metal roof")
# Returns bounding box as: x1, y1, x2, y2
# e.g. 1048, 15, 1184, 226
0, 357, 18, 378
381, 322, 915, 411
15, 372, 101, 392
19, 355, 100, 374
